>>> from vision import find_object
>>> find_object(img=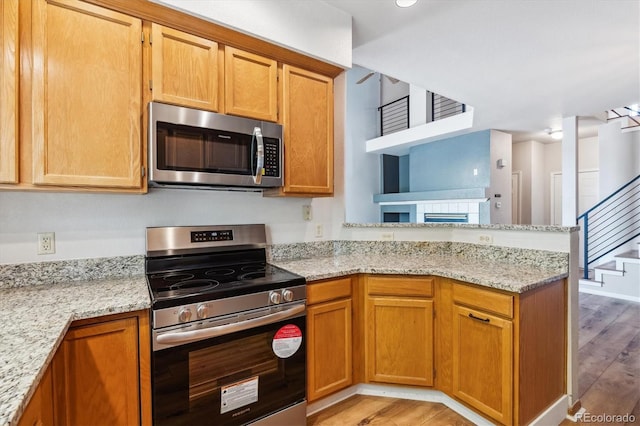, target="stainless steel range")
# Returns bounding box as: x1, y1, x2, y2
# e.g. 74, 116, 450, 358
146, 224, 306, 426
